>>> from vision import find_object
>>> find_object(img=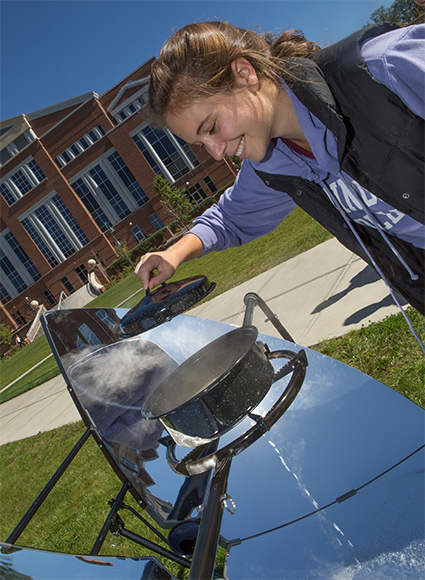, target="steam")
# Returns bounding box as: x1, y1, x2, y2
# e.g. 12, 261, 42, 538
69, 336, 178, 409
67, 336, 178, 448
